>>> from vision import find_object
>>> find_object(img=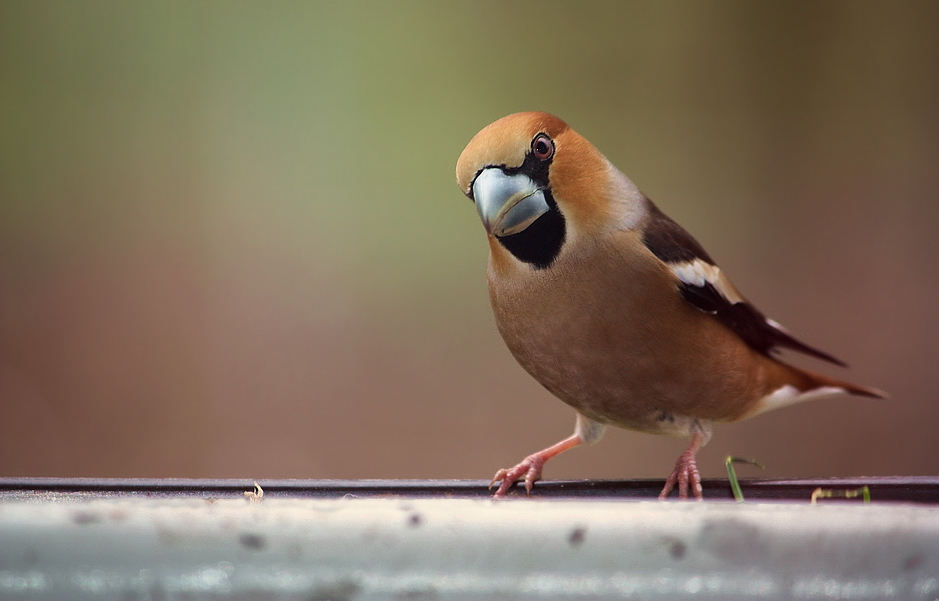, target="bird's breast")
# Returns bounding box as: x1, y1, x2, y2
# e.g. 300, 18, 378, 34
487, 232, 764, 434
